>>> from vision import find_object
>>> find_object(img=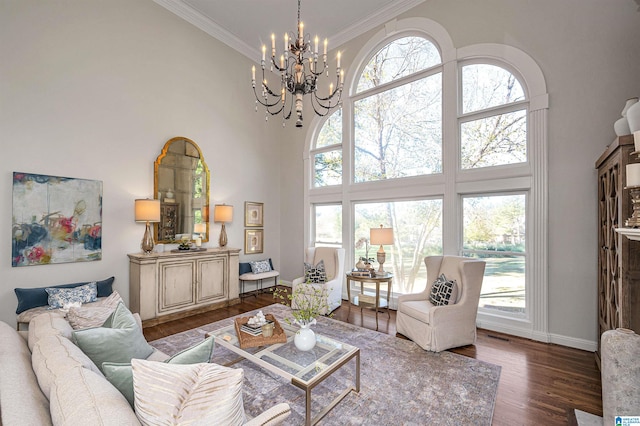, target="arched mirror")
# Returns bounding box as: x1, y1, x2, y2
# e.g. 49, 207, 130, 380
154, 137, 210, 243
